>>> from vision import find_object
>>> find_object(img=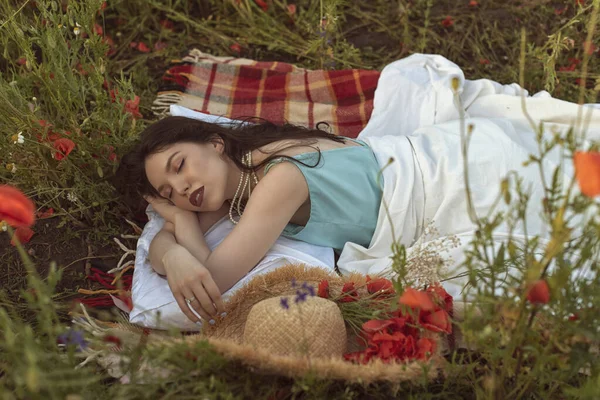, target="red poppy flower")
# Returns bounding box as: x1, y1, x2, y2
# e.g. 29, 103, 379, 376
420, 309, 452, 334
0, 185, 36, 228
416, 337, 436, 360
317, 279, 329, 298
469, 0, 478, 6
399, 287, 435, 311
94, 23, 103, 35
576, 0, 585, 5
366, 275, 395, 295
154, 41, 168, 51
36, 208, 54, 219
362, 319, 395, 334
159, 19, 174, 30
568, 314, 579, 321
287, 4, 296, 15
53, 138, 76, 161
441, 16, 454, 28
109, 88, 119, 102
426, 284, 453, 313
10, 226, 34, 246
37, 119, 52, 128
254, 0, 268, 11
103, 335, 122, 348
76, 63, 89, 76
554, 6, 568, 15
137, 42, 150, 53
17, 57, 27, 65
230, 43, 242, 54
479, 58, 490, 65
574, 151, 600, 197
129, 41, 138, 49
526, 279, 550, 305
339, 282, 359, 302
124, 95, 142, 119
